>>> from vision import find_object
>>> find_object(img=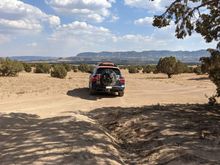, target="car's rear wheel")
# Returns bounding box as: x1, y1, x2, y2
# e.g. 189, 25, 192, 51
89, 88, 95, 95
118, 91, 124, 97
